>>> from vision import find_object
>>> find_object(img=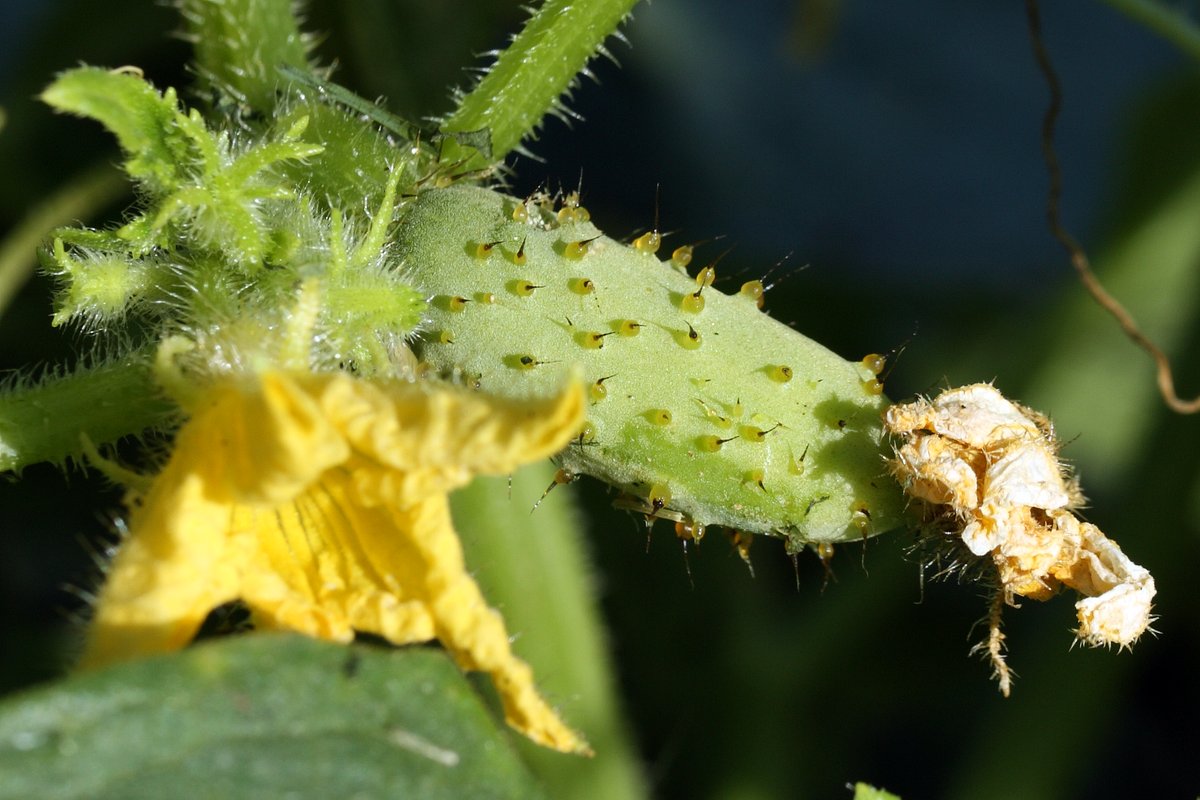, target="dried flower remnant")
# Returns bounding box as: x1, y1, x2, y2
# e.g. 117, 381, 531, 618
885, 384, 1155, 693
